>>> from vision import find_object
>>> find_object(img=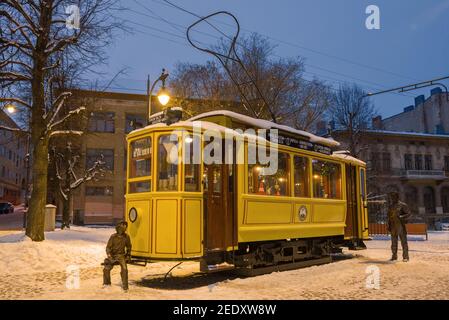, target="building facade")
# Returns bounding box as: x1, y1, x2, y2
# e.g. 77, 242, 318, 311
333, 129, 449, 228
375, 88, 449, 134
67, 90, 151, 225
0, 109, 27, 204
